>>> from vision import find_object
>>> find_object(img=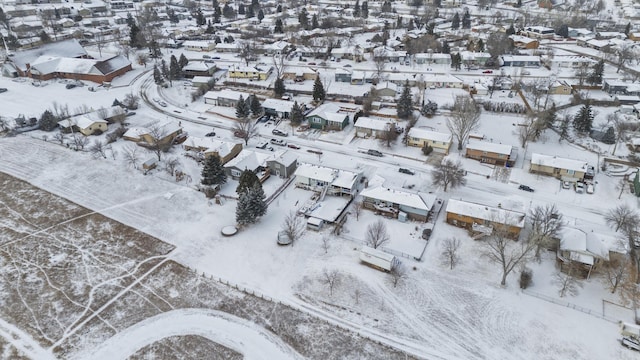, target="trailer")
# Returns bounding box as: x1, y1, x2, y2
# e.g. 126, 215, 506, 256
359, 246, 398, 272
620, 321, 640, 340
